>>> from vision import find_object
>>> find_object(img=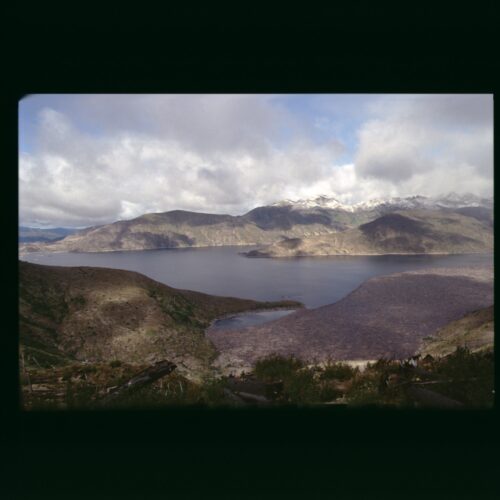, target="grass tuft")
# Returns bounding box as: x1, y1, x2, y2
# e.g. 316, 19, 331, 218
254, 354, 303, 382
